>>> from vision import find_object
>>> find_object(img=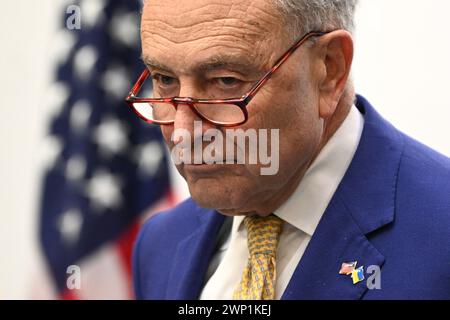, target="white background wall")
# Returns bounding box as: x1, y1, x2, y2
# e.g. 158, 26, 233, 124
1, 0, 449, 299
